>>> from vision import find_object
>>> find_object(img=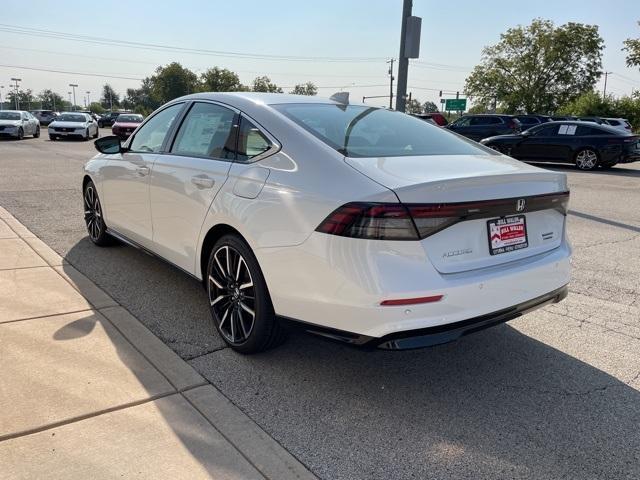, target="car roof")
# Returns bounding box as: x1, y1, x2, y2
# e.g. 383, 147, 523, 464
1, 110, 26, 113
176, 91, 360, 106
538, 121, 627, 134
